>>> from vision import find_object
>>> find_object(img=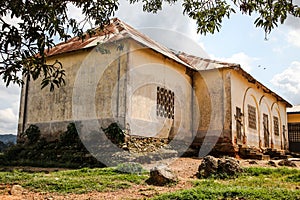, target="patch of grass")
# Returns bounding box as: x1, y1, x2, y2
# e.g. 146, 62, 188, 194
153, 185, 300, 200
152, 167, 300, 200
244, 167, 299, 176
286, 173, 300, 183
0, 167, 149, 194
1, 165, 300, 198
